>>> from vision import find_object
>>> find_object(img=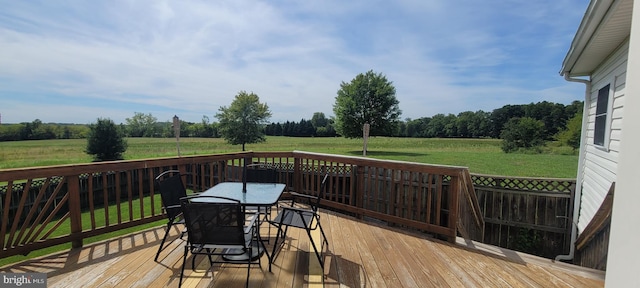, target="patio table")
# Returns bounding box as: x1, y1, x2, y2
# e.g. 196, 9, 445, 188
196, 182, 285, 261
